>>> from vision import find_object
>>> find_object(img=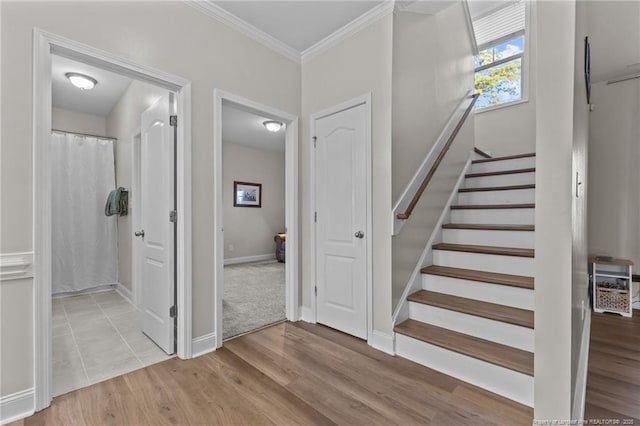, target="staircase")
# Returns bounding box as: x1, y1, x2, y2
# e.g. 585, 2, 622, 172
394, 152, 536, 407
